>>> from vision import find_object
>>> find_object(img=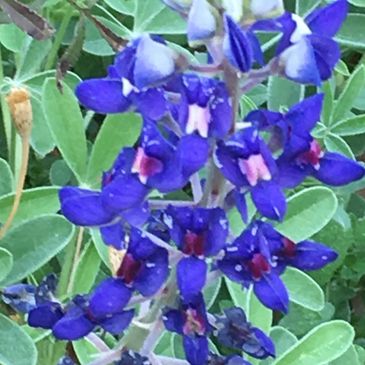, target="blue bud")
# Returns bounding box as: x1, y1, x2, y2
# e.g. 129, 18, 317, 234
187, 0, 217, 43
223, 14, 253, 73
133, 35, 176, 89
